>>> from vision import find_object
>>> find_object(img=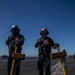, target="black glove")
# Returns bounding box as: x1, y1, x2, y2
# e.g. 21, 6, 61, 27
15, 42, 19, 46
55, 43, 60, 47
